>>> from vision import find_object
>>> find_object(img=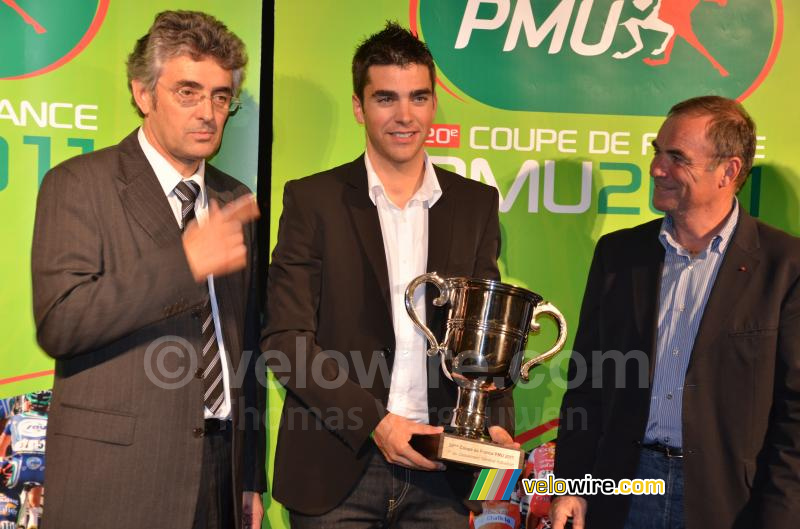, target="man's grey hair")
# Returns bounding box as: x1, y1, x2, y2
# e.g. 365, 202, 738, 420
126, 10, 247, 117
